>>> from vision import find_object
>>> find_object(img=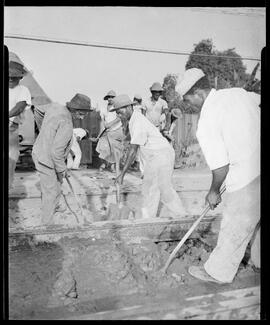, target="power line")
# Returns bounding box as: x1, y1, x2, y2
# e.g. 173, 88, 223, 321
4, 34, 261, 62
188, 7, 265, 18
